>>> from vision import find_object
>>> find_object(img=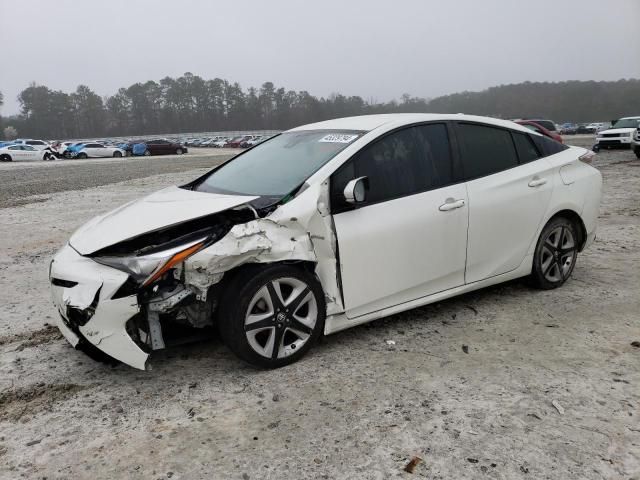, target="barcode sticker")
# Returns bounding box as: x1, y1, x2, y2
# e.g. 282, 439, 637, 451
318, 134, 359, 143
